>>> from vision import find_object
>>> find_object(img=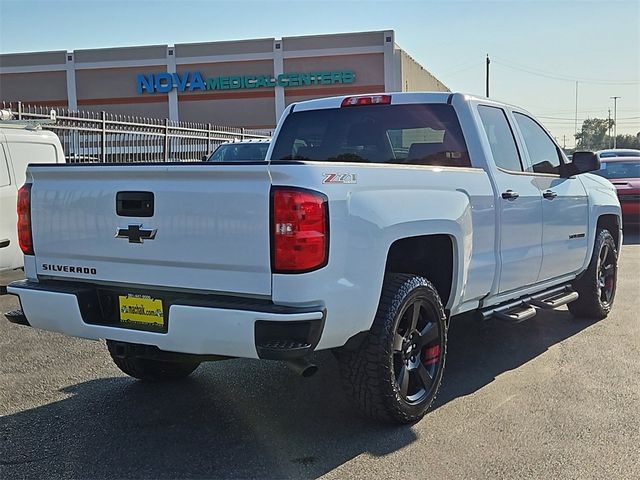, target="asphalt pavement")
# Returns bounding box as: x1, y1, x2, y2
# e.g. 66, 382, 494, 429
1, 229, 639, 479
